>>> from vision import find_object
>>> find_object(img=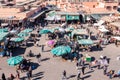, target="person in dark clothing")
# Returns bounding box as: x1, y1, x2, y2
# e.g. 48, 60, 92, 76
26, 71, 31, 80
62, 70, 67, 79
41, 45, 44, 52
77, 72, 81, 80
81, 66, 86, 75
1, 73, 6, 80
103, 65, 108, 75
10, 74, 15, 80
16, 70, 20, 79
28, 66, 32, 78
36, 53, 41, 63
